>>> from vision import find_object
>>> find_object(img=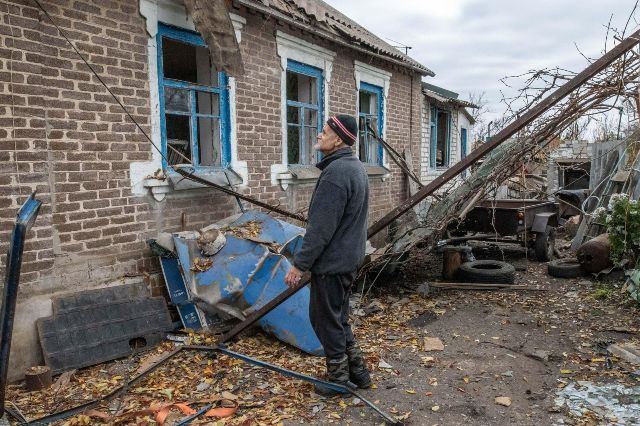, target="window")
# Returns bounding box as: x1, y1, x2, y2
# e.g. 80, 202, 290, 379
157, 24, 230, 170
358, 83, 384, 165
285, 60, 323, 165
430, 107, 451, 168
460, 127, 468, 177
559, 161, 591, 190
